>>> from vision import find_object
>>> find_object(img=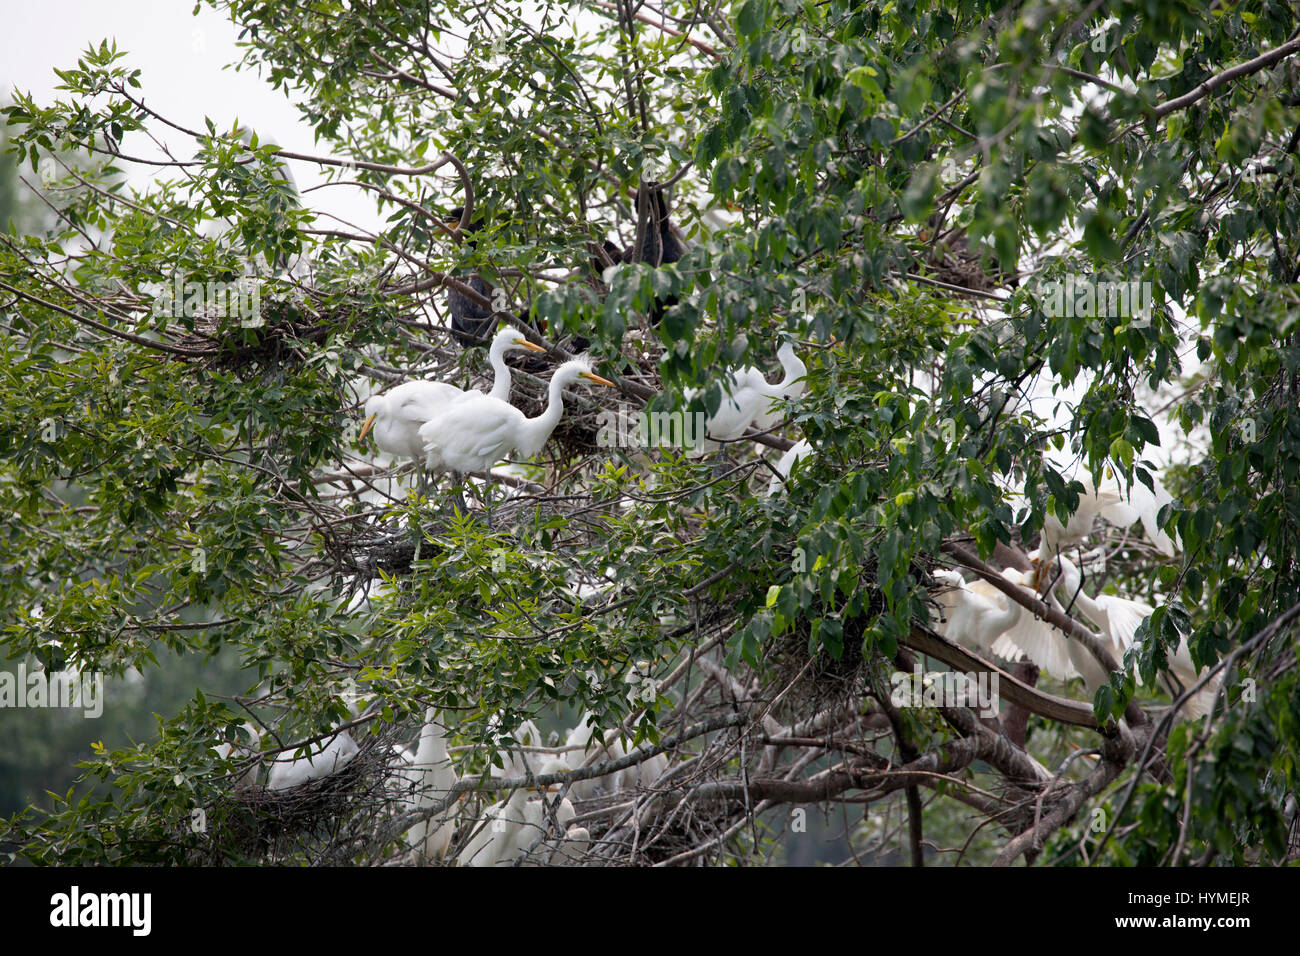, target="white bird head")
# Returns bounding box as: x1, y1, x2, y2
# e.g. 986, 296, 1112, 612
490, 325, 547, 356
360, 393, 386, 441
550, 356, 616, 390
932, 569, 966, 588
